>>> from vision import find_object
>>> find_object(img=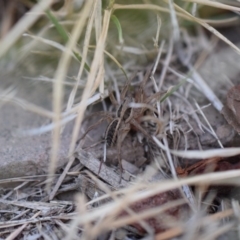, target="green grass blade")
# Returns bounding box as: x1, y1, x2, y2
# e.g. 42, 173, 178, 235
45, 9, 90, 72
160, 78, 187, 103
72, 52, 90, 72
111, 15, 124, 44
45, 10, 69, 42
